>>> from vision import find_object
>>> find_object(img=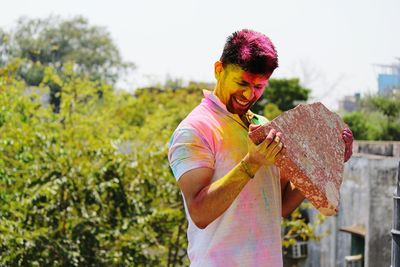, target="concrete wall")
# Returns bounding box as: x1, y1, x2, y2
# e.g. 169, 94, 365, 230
353, 141, 400, 157
366, 156, 399, 267
296, 154, 399, 267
